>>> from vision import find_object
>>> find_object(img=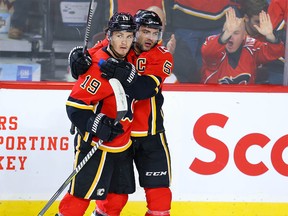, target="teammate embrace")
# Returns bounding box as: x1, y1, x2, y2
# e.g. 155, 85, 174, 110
56, 9, 174, 216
